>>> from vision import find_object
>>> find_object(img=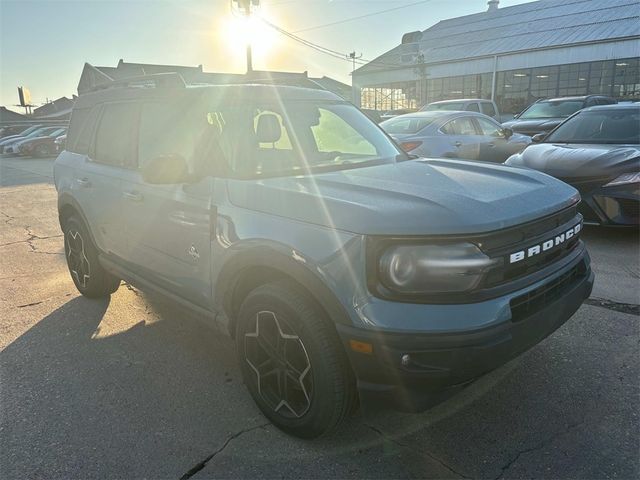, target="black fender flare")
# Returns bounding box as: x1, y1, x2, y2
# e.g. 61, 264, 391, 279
215, 245, 354, 335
